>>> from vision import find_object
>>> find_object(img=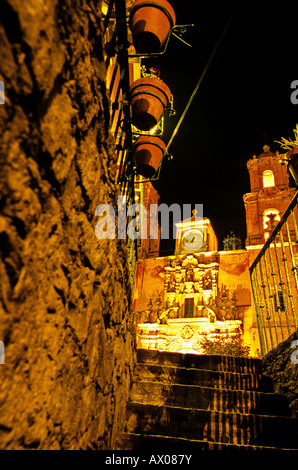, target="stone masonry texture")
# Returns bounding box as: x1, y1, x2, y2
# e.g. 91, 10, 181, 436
262, 329, 298, 417
0, 0, 135, 449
